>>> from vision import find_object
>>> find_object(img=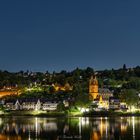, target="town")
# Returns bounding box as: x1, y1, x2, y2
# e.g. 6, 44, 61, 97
0, 65, 140, 116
